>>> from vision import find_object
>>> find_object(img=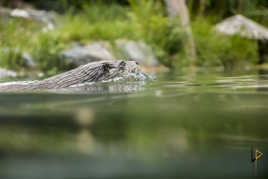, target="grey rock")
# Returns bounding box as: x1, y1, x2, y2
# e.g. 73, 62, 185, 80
22, 52, 36, 68
115, 40, 159, 67
0, 68, 17, 79
215, 14, 268, 64
0, 7, 11, 20
0, 8, 55, 31
11, 9, 55, 29
61, 42, 115, 67
215, 14, 268, 40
